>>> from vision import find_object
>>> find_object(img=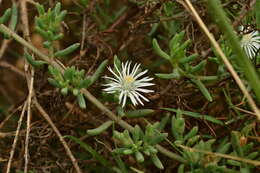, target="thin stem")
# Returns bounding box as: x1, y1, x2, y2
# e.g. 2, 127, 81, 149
256, 0, 260, 29
6, 102, 27, 173
34, 99, 83, 173
179, 144, 260, 167
21, 1, 34, 172
0, 24, 64, 72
